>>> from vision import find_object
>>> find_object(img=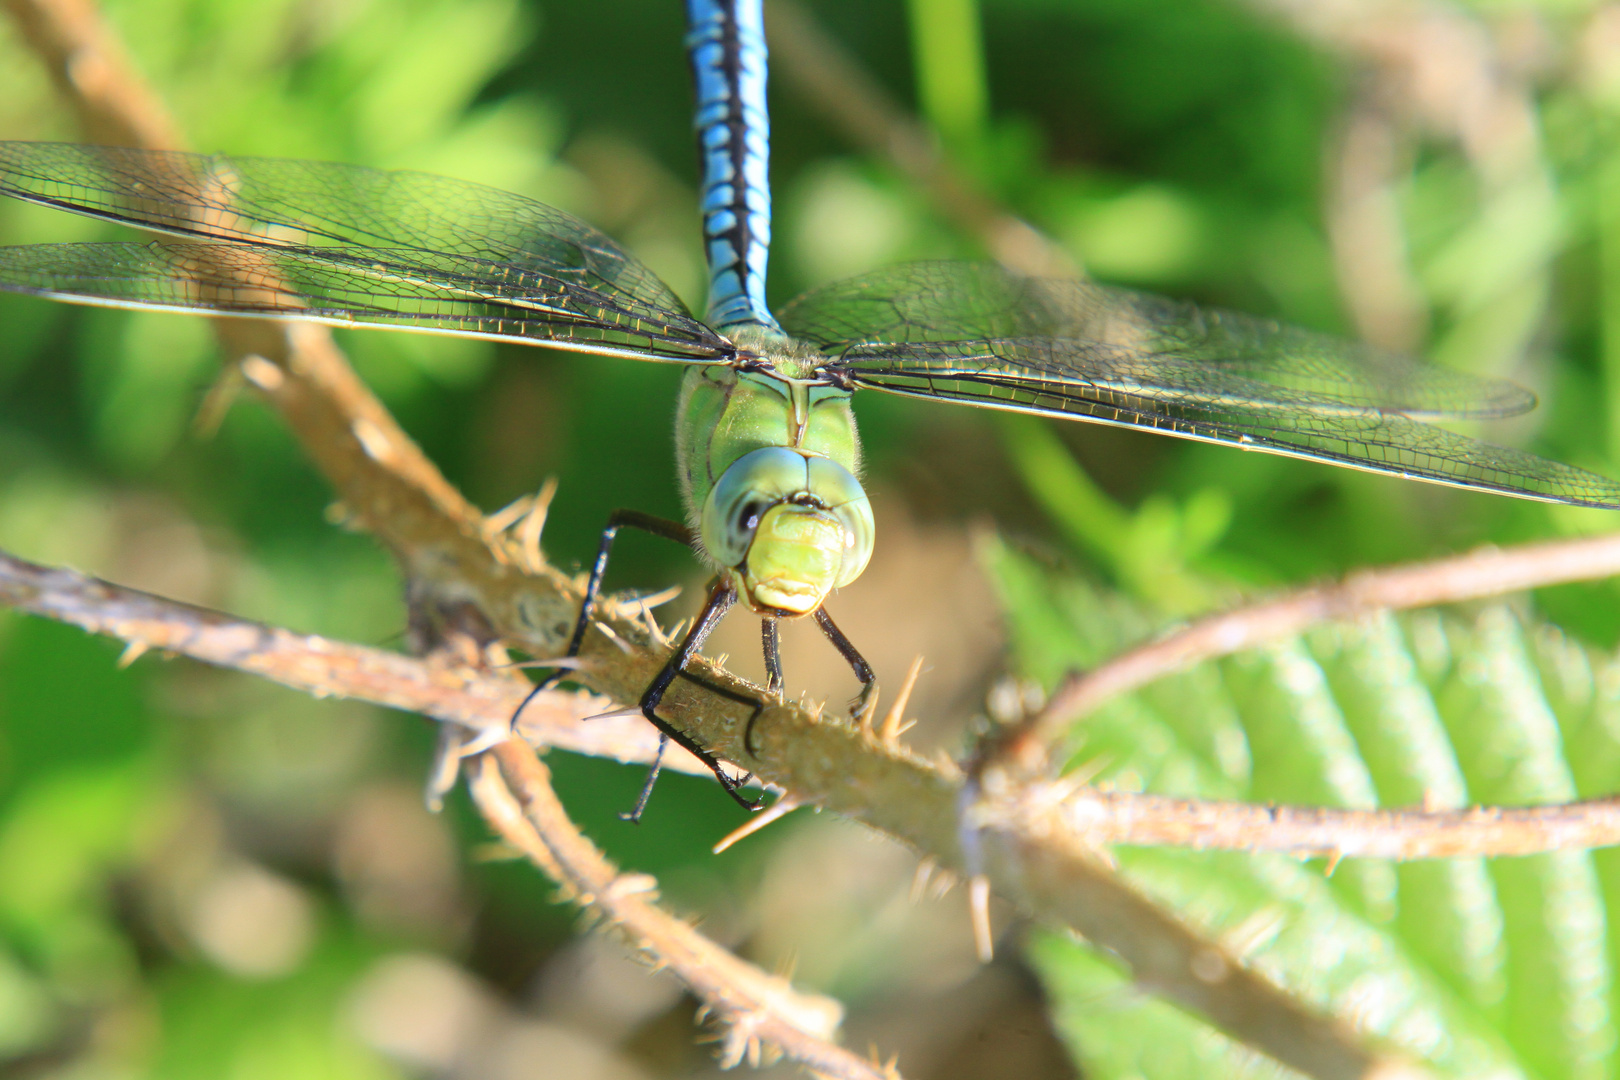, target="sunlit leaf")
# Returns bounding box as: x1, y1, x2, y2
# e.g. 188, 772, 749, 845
986, 539, 1620, 1079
